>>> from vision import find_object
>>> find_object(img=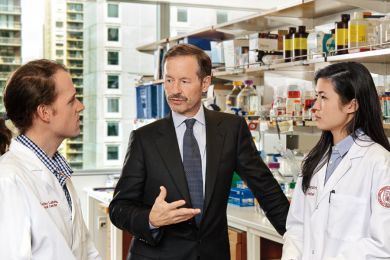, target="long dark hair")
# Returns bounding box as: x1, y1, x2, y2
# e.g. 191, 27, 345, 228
0, 117, 12, 155
0, 59, 67, 155
301, 62, 390, 192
